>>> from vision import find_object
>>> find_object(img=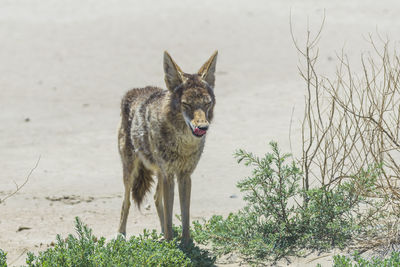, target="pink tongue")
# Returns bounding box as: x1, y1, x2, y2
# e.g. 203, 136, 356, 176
194, 127, 206, 136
